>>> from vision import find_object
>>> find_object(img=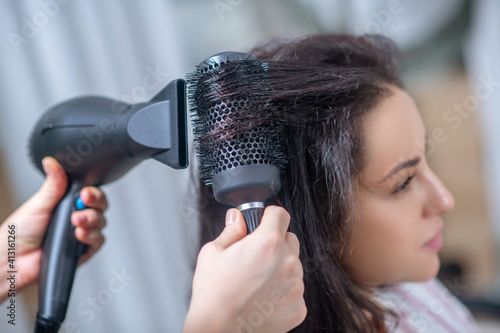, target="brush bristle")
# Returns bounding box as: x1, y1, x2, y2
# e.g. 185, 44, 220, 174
187, 58, 287, 182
